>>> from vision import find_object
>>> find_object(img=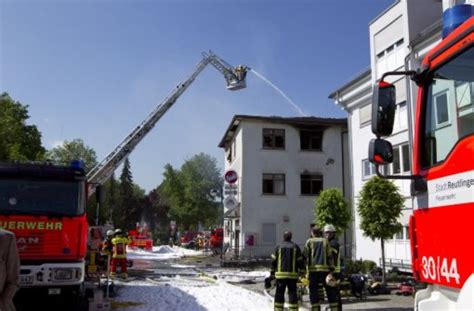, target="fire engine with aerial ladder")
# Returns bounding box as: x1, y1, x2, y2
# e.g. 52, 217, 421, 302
0, 51, 249, 299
